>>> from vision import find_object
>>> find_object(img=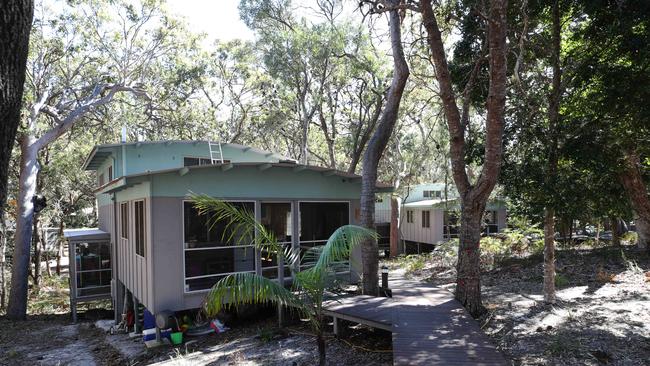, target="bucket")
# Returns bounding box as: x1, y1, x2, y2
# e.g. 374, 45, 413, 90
170, 332, 183, 345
